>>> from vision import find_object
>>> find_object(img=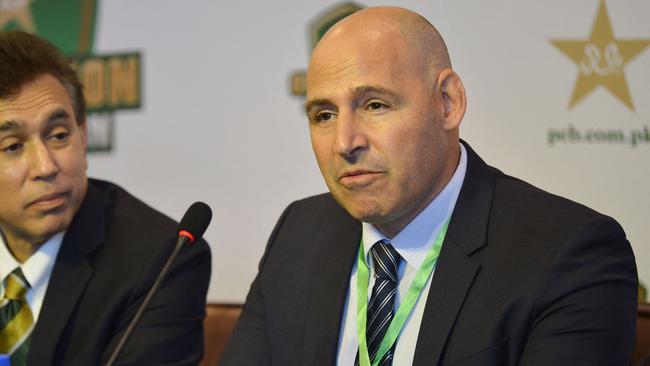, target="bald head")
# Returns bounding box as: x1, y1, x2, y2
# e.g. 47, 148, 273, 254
310, 6, 451, 83
305, 6, 467, 237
